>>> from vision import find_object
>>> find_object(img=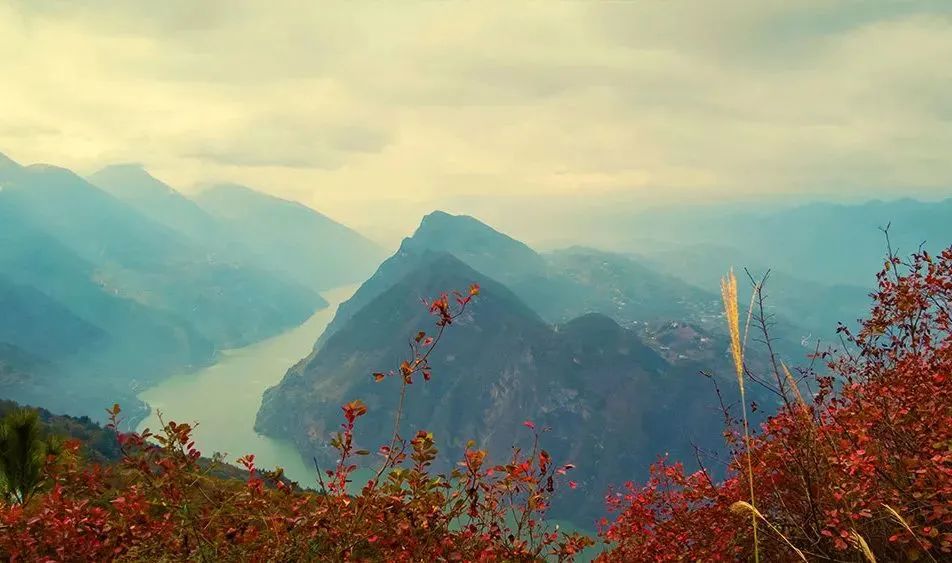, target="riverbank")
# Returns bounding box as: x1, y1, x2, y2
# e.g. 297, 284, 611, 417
136, 284, 359, 487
